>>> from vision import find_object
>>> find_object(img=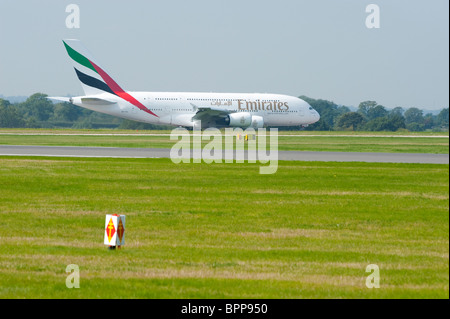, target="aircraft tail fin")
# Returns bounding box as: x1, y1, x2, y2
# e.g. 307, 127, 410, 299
62, 39, 123, 97
62, 39, 158, 117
